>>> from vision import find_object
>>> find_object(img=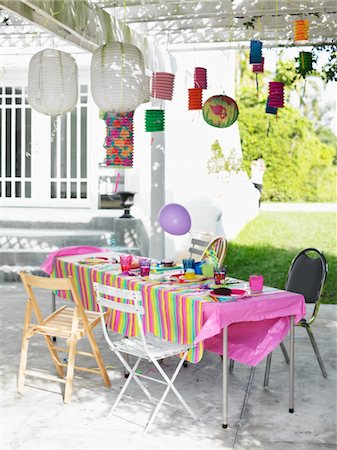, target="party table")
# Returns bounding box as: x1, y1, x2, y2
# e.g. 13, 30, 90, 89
51, 250, 306, 428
